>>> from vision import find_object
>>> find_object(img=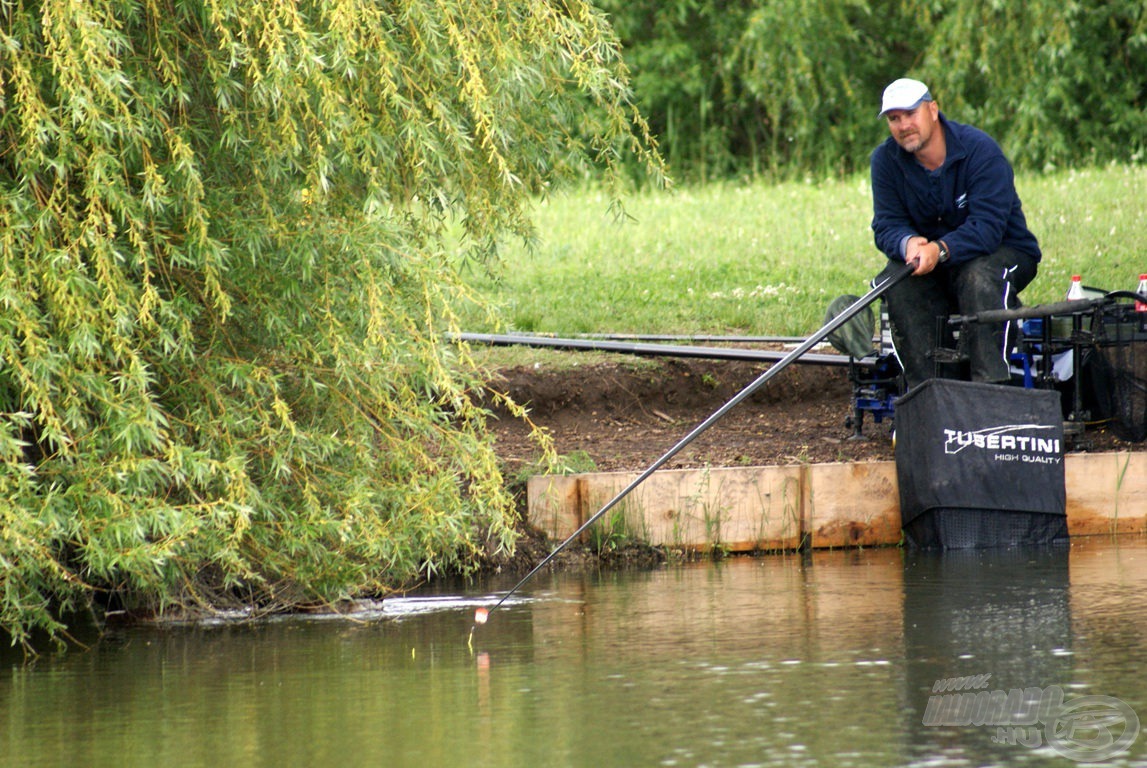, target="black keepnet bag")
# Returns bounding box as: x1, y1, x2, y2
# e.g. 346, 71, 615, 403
895, 379, 1067, 549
